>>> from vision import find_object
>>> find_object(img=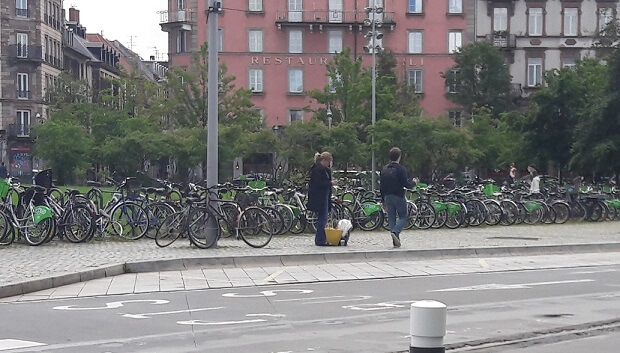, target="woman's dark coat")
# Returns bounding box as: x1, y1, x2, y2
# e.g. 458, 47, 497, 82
306, 163, 332, 214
